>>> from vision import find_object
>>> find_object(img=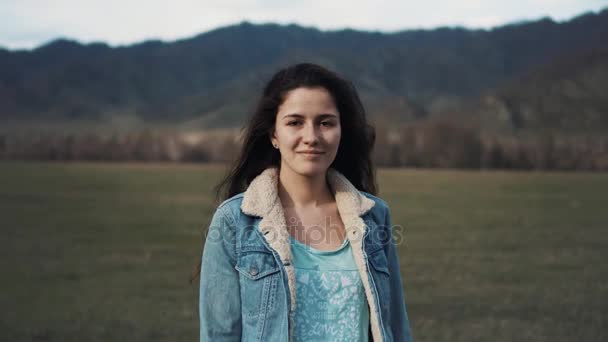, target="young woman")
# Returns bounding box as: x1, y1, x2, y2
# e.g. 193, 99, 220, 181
198, 63, 413, 341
